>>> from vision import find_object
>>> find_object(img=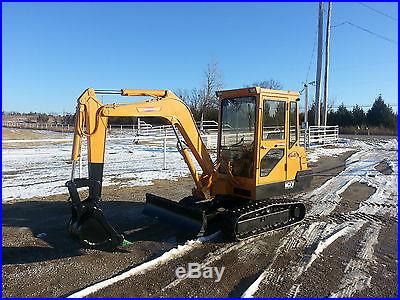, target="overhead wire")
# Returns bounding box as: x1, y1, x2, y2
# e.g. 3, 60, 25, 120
332, 21, 397, 45
305, 27, 318, 83
301, 3, 397, 113
358, 2, 398, 22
